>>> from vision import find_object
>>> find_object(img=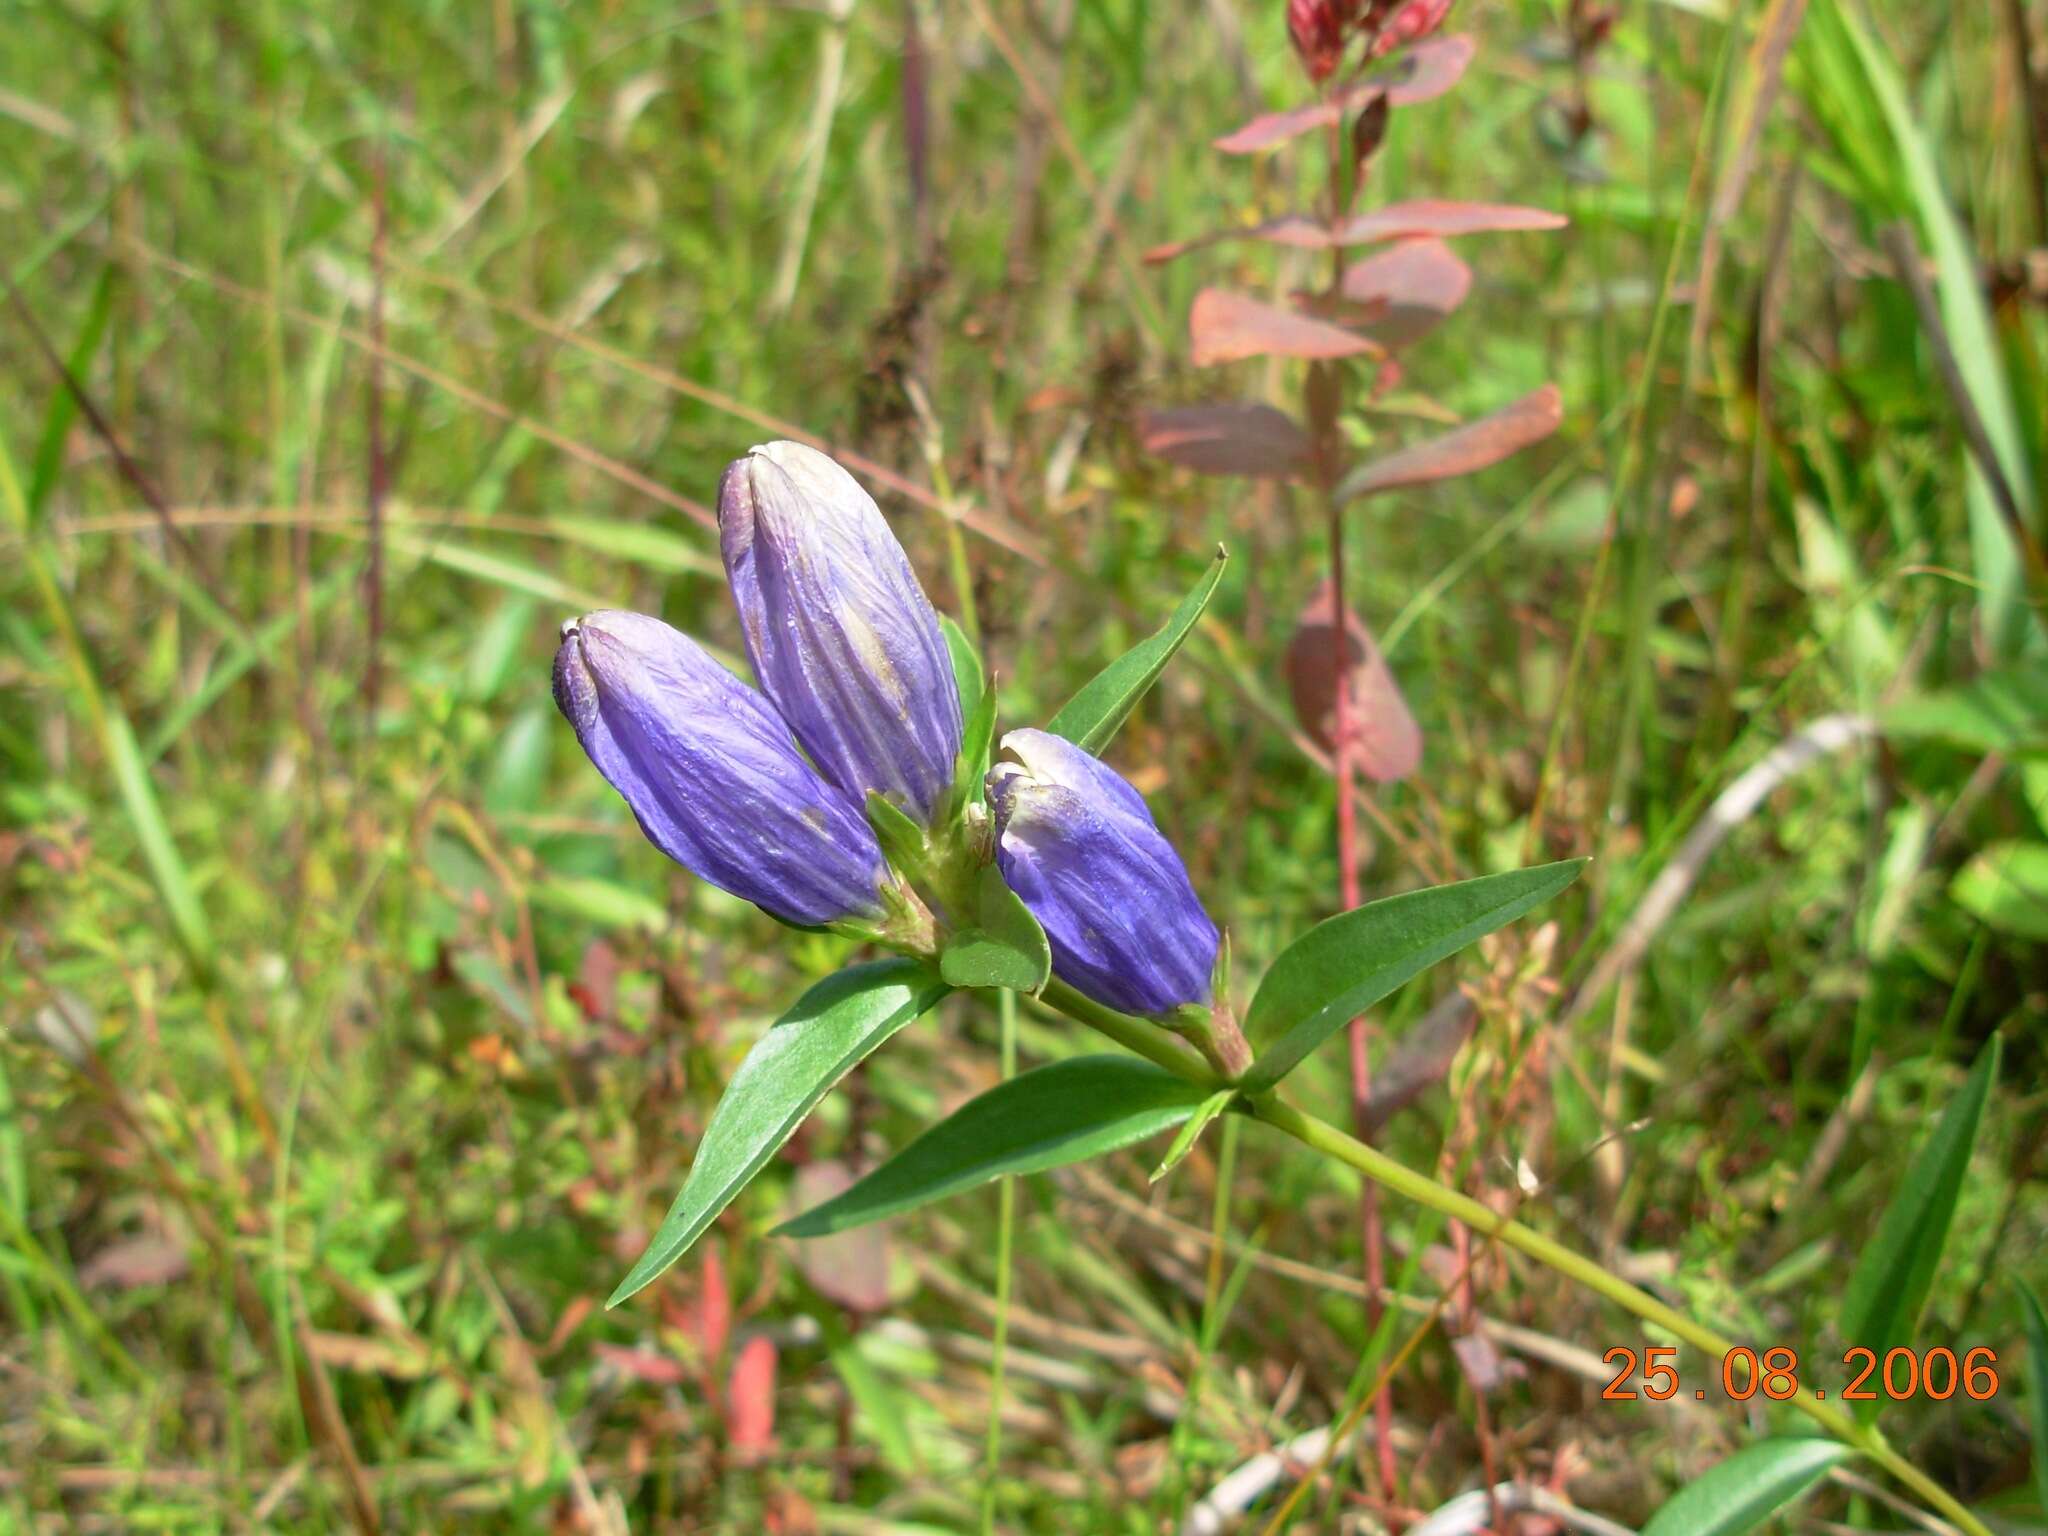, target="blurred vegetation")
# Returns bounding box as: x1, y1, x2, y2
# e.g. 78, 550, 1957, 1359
1, 0, 2042, 1530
